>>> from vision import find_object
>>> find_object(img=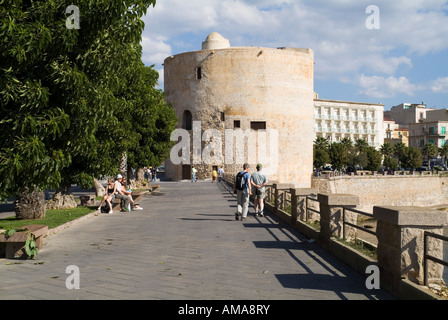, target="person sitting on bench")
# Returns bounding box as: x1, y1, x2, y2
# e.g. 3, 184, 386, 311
98, 178, 116, 213
121, 177, 143, 210
115, 174, 132, 212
